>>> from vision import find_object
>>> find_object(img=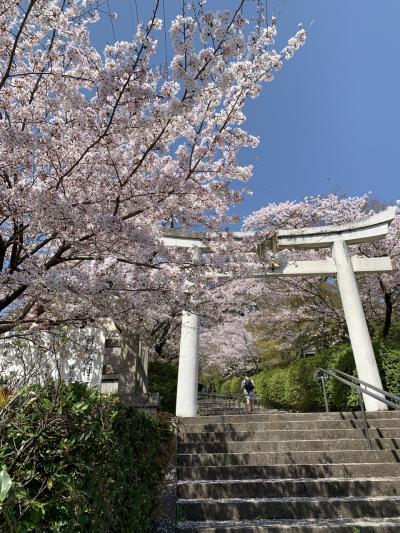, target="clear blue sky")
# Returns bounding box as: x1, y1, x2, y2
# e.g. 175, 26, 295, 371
91, 0, 400, 220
